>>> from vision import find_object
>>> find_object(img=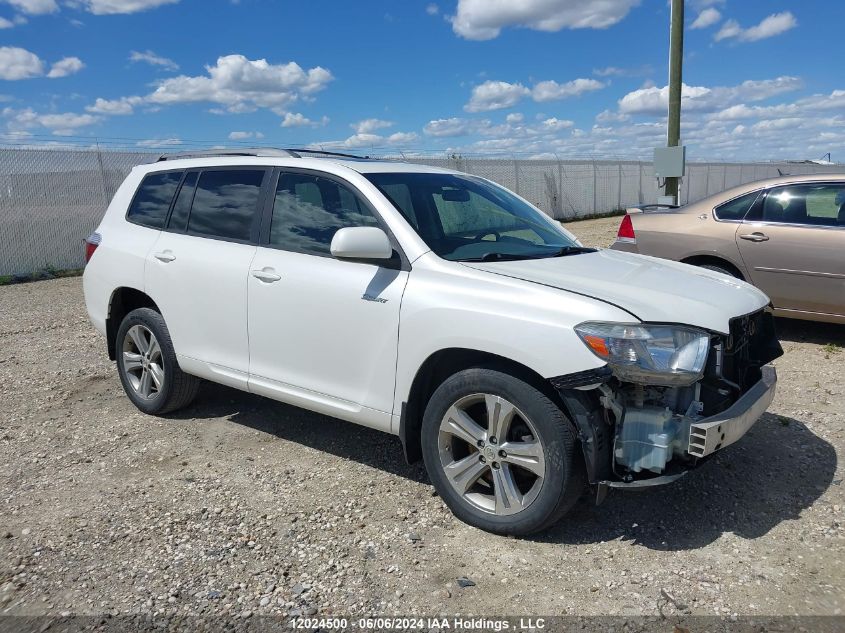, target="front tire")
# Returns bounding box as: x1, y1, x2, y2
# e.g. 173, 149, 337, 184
115, 308, 200, 415
421, 368, 585, 535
